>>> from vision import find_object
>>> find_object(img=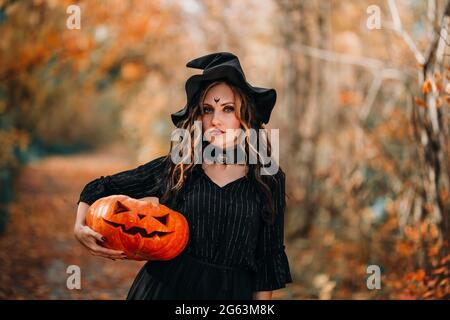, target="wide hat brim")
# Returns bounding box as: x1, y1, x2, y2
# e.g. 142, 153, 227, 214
171, 64, 276, 127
